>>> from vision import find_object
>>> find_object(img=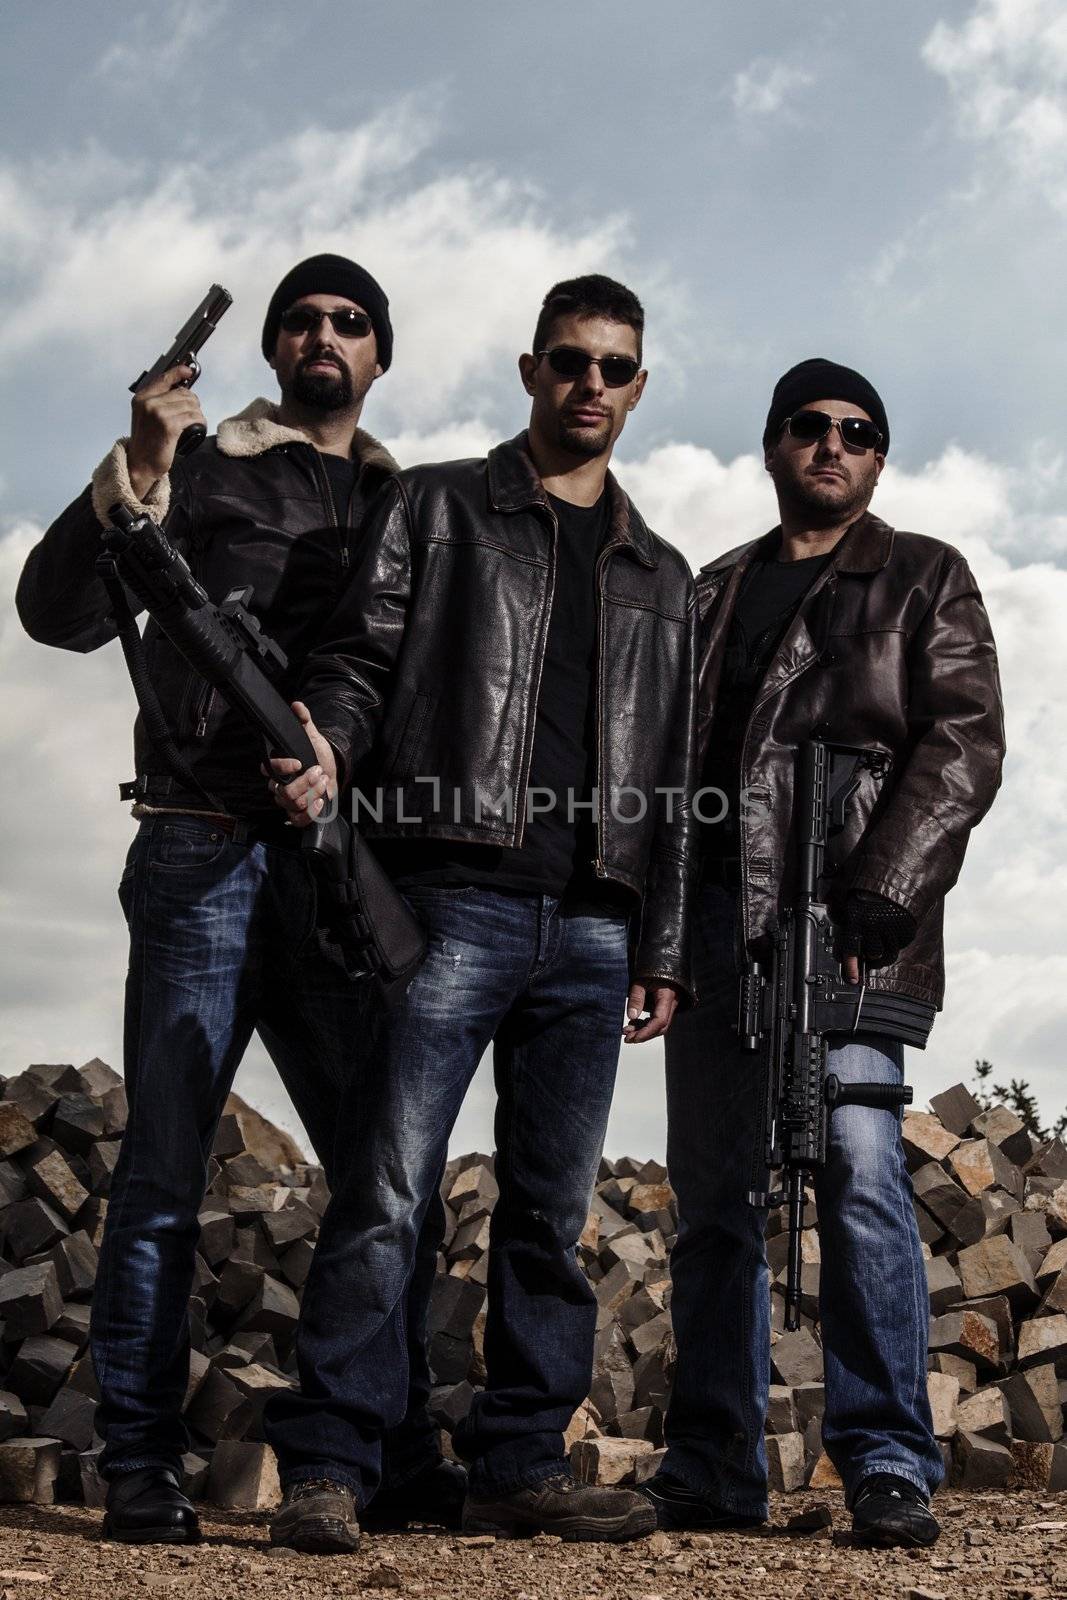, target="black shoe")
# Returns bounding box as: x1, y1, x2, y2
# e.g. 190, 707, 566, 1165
270, 1478, 361, 1554
102, 1467, 200, 1545
851, 1474, 940, 1548
463, 1470, 656, 1543
362, 1458, 468, 1531
638, 1472, 766, 1533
